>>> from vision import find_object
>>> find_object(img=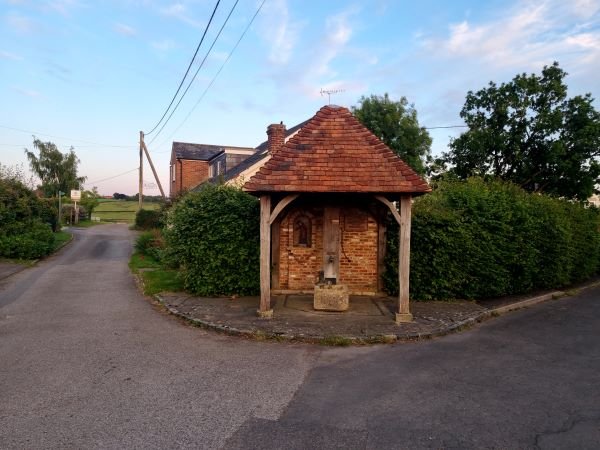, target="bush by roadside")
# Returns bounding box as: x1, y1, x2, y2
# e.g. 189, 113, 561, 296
134, 208, 162, 230
384, 178, 600, 300
0, 172, 57, 259
163, 184, 260, 296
